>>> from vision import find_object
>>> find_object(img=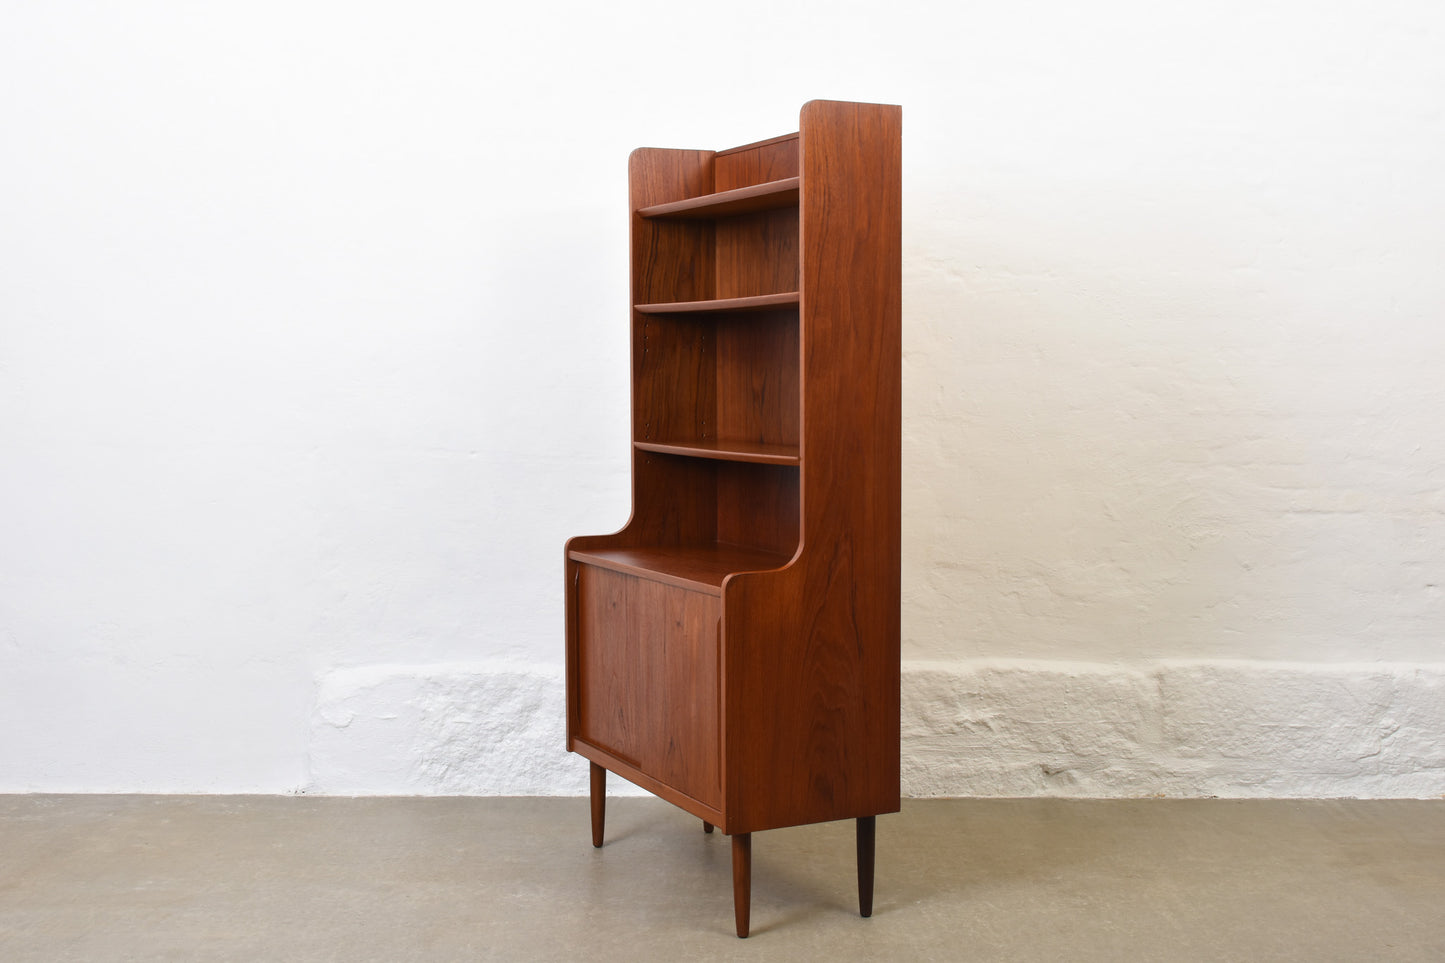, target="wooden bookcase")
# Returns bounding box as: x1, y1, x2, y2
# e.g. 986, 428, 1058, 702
564, 100, 901, 938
